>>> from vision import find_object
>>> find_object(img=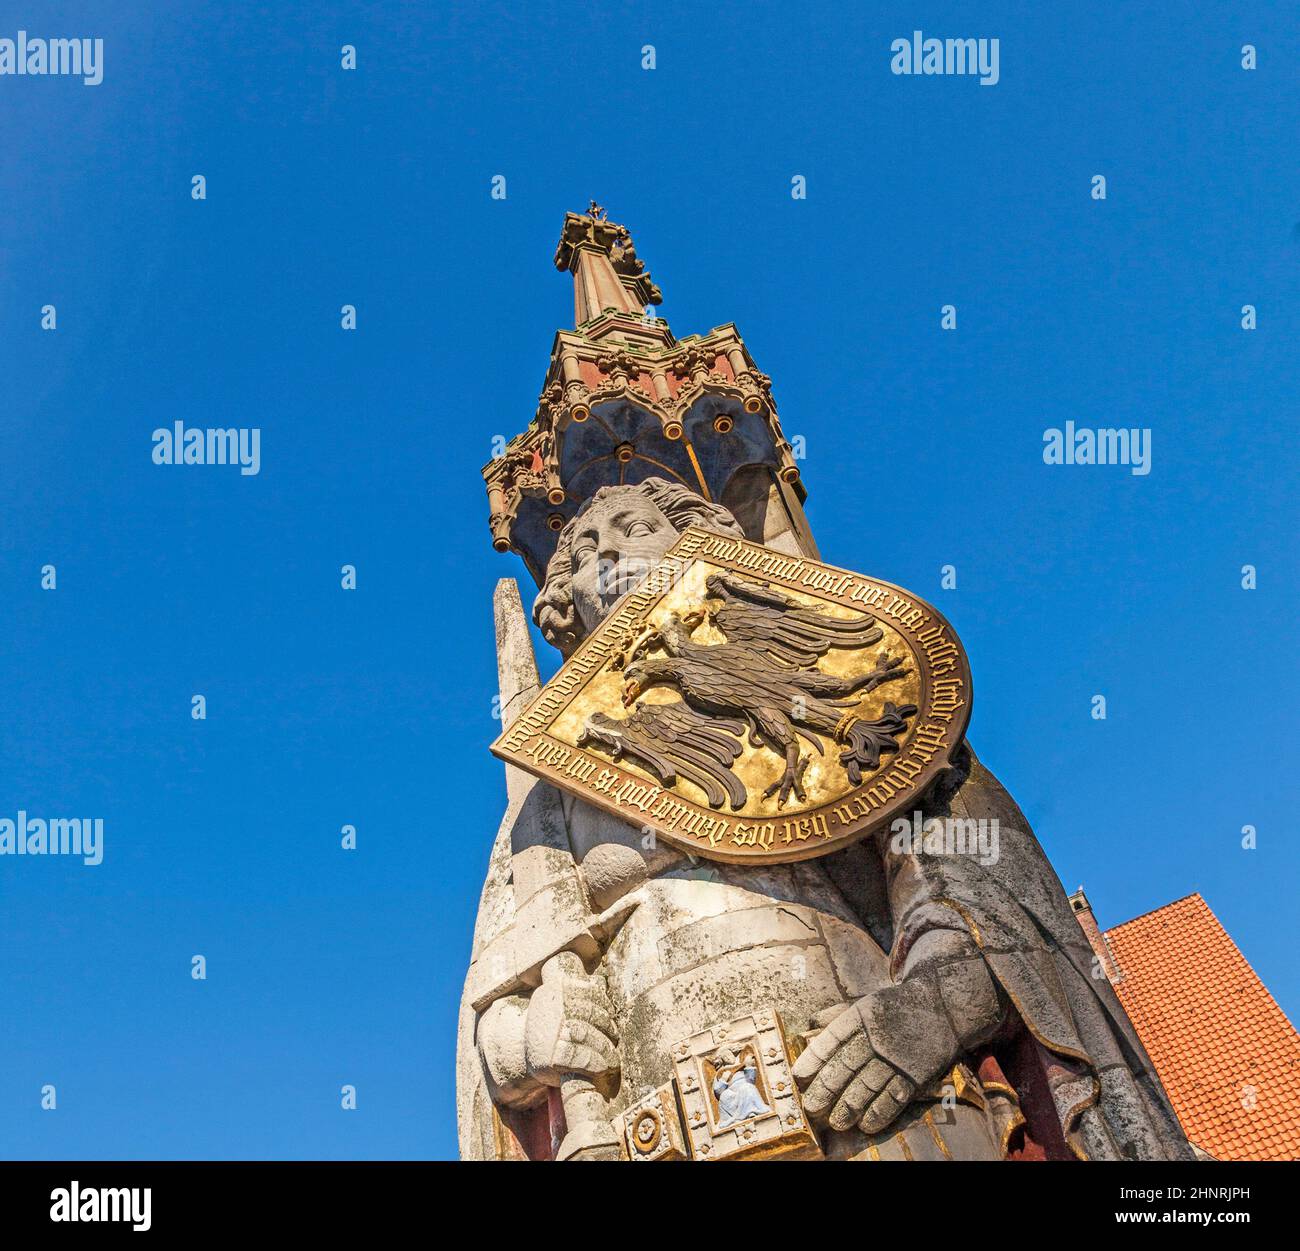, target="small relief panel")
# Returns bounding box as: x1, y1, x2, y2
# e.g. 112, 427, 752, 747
621, 1084, 688, 1162
671, 1008, 821, 1161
